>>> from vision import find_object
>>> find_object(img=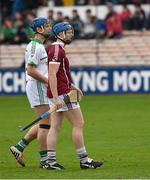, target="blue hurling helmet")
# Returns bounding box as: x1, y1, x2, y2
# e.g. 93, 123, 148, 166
31, 17, 49, 32
53, 22, 73, 37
